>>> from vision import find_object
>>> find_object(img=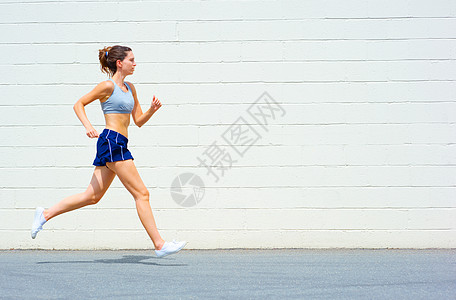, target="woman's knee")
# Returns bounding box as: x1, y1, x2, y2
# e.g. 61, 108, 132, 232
85, 190, 103, 205
135, 189, 149, 202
